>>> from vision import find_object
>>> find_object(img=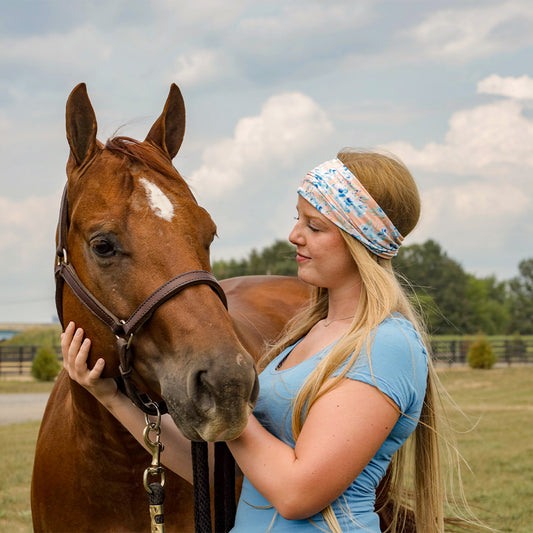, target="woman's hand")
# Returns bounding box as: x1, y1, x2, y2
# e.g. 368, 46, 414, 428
61, 321, 118, 406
